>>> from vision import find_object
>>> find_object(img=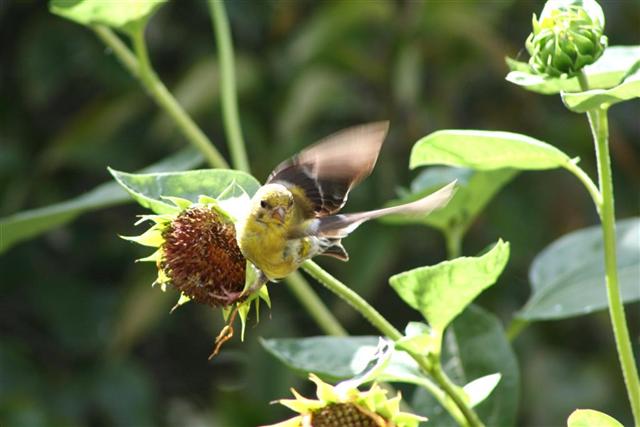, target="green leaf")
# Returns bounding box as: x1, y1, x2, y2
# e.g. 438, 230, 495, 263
505, 45, 640, 94
562, 67, 640, 112
567, 409, 624, 427
0, 149, 202, 254
518, 217, 640, 320
412, 305, 519, 427
334, 339, 393, 392
50, 0, 166, 33
410, 130, 572, 171
261, 336, 430, 387
389, 240, 510, 334
109, 168, 261, 215
260, 336, 379, 382
395, 322, 439, 356
463, 373, 501, 408
382, 167, 517, 233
